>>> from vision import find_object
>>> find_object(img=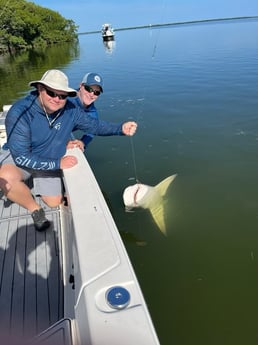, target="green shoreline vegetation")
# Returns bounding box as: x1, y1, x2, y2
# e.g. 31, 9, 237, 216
0, 0, 78, 54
